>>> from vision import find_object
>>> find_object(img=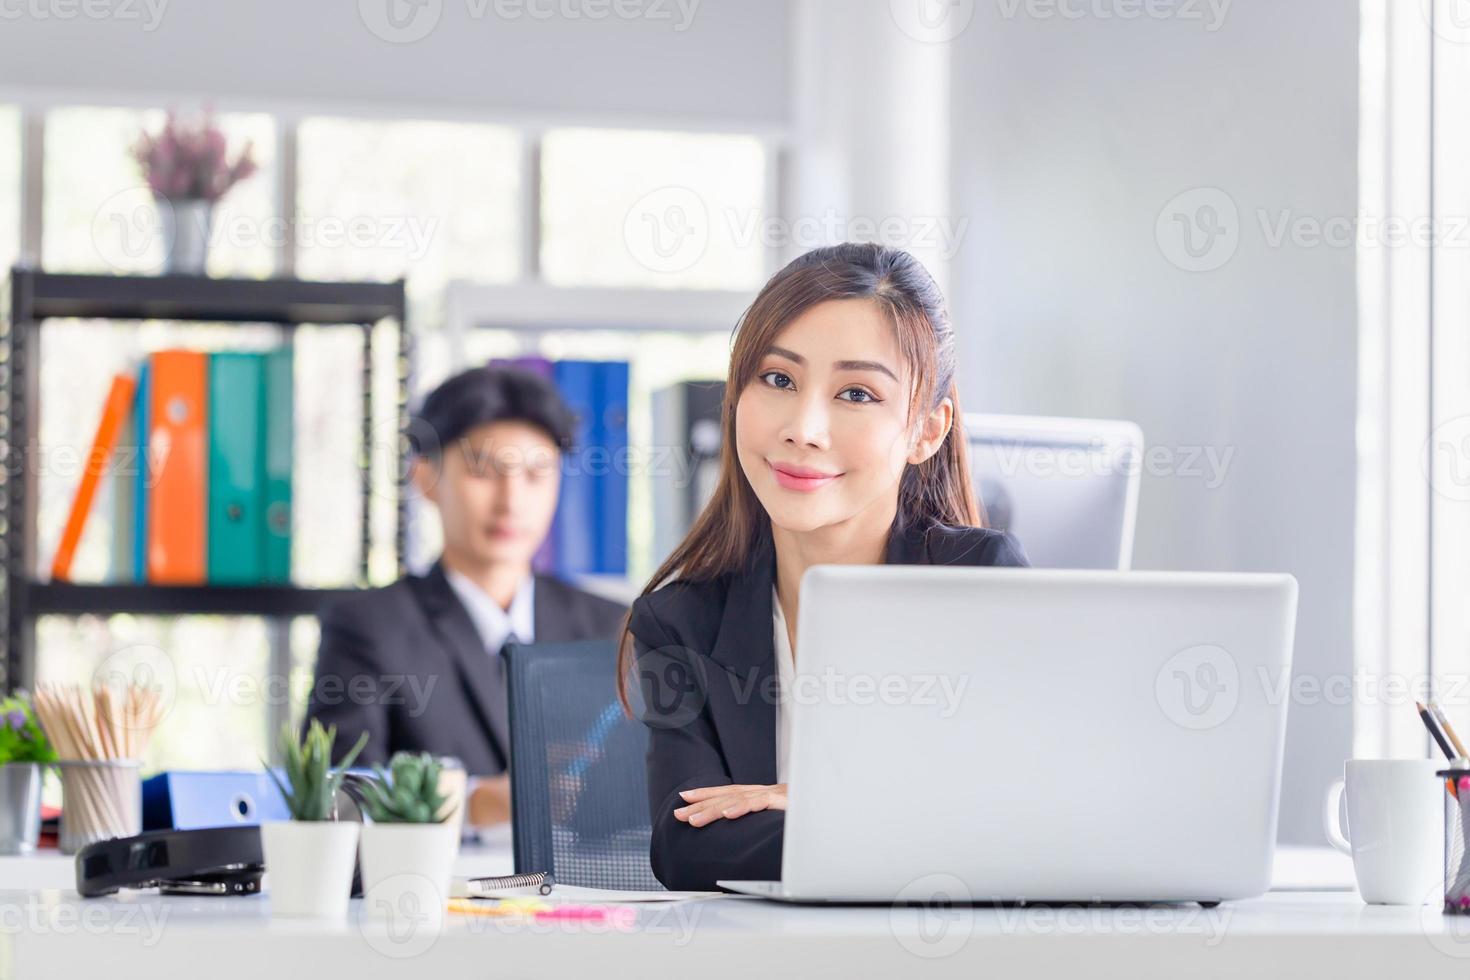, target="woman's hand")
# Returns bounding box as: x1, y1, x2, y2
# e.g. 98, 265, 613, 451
673, 784, 788, 827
